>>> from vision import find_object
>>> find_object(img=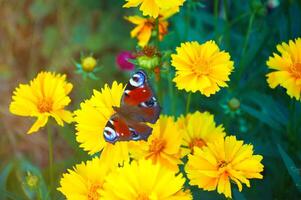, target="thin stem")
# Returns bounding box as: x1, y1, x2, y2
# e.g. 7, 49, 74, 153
214, 0, 219, 39
241, 13, 255, 56
288, 100, 296, 135
184, 0, 191, 39
185, 92, 192, 114
154, 17, 162, 103
223, 0, 230, 48
168, 68, 176, 115
285, 2, 292, 37
229, 12, 250, 27
287, 99, 297, 152
155, 17, 160, 49
236, 13, 255, 80
47, 125, 54, 194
